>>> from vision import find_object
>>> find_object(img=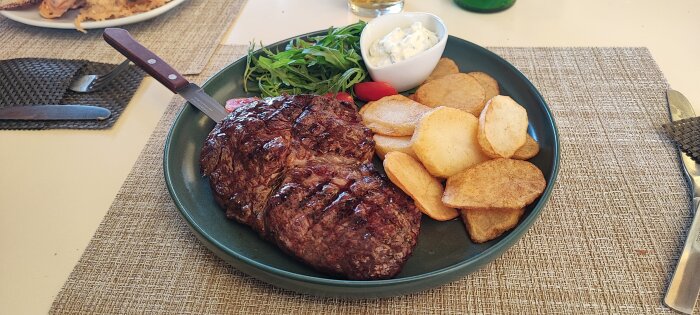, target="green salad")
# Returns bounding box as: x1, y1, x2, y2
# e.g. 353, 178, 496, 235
244, 21, 367, 97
